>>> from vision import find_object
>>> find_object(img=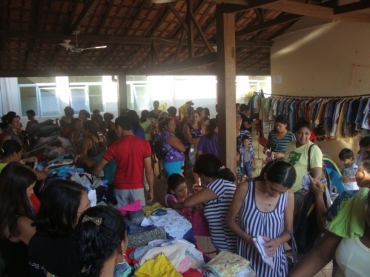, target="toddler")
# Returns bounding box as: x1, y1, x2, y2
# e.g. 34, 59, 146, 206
339, 148, 359, 190
164, 174, 191, 212
239, 135, 255, 179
